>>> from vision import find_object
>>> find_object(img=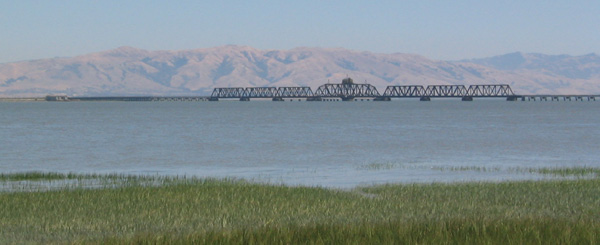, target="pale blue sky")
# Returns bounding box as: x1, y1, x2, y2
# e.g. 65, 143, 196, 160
1, 0, 599, 63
